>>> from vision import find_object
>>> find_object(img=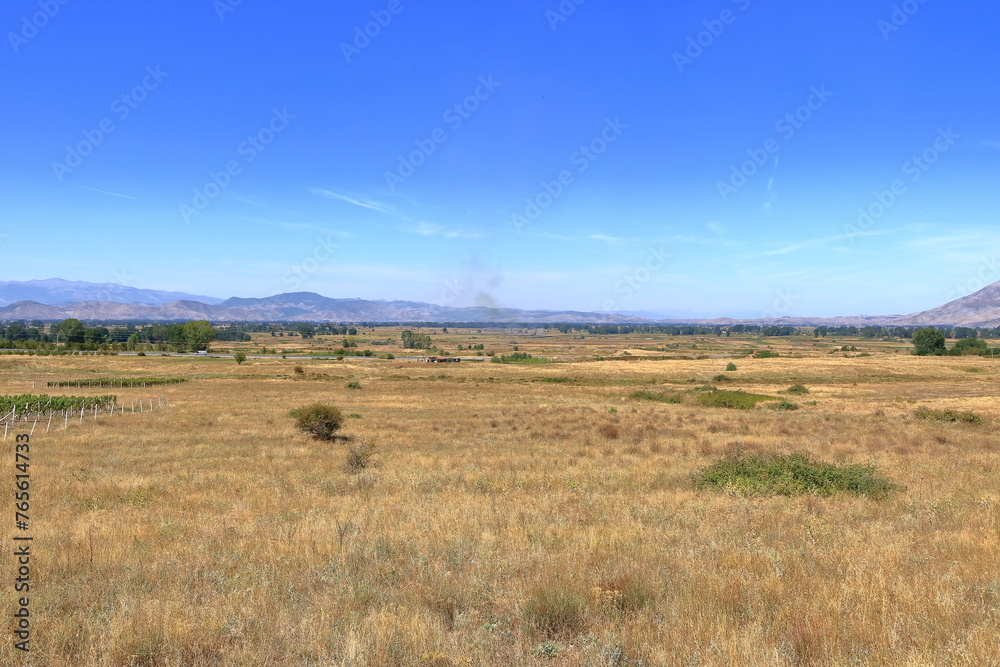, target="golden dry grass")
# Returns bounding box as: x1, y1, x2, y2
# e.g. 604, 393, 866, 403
2, 335, 999, 665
